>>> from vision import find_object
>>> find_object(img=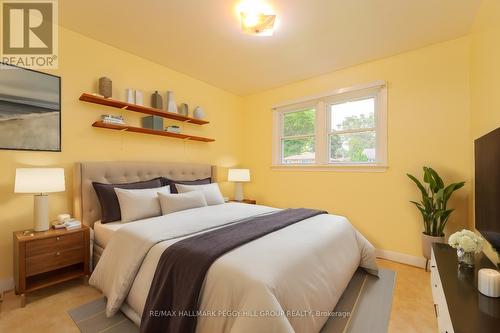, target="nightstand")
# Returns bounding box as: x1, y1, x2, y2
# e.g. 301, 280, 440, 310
229, 199, 256, 205
13, 225, 90, 307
